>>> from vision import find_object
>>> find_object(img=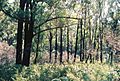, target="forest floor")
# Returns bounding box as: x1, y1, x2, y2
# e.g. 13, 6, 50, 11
0, 62, 120, 81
